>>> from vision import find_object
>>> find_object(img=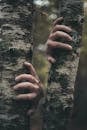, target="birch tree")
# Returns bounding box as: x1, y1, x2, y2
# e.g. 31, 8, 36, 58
0, 0, 33, 130
42, 0, 84, 130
